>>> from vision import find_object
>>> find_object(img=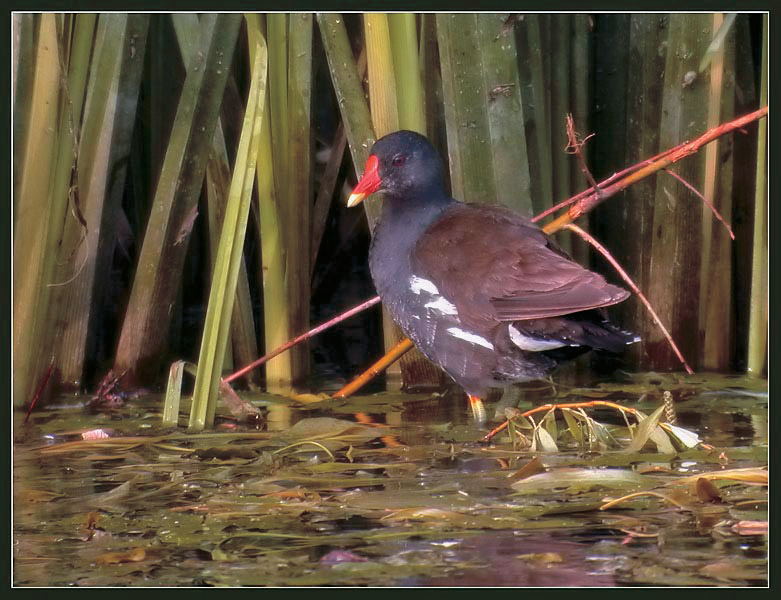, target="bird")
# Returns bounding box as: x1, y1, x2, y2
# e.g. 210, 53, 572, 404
347, 130, 636, 422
